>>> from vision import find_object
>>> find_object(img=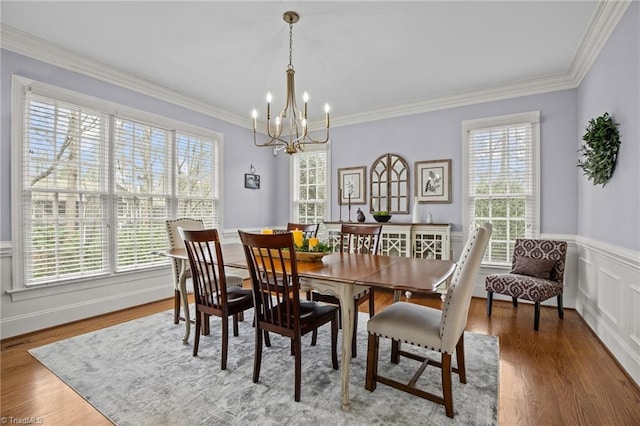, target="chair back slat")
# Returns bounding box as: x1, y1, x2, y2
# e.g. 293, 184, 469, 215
239, 231, 301, 334
340, 224, 382, 255
180, 228, 227, 312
